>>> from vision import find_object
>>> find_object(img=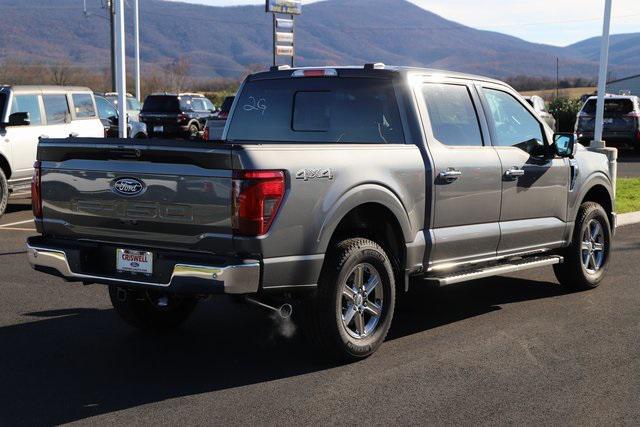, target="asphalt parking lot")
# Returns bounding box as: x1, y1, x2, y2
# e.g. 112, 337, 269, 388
1, 199, 639, 425
616, 151, 640, 178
